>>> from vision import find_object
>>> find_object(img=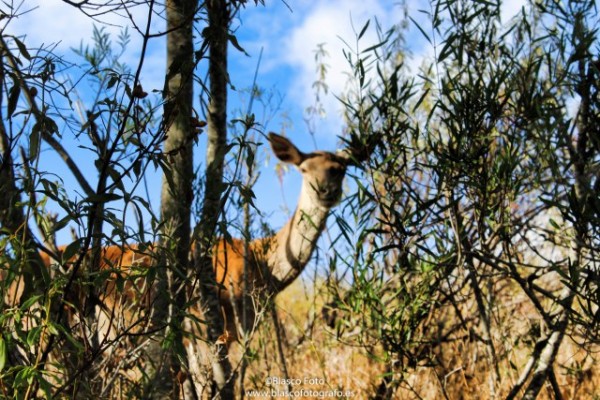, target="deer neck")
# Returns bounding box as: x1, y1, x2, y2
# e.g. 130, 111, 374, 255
267, 183, 331, 290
